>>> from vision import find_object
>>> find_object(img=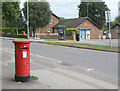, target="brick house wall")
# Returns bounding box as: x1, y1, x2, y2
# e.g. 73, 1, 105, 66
106, 30, 109, 39
111, 25, 120, 39
76, 19, 103, 39
36, 14, 59, 34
